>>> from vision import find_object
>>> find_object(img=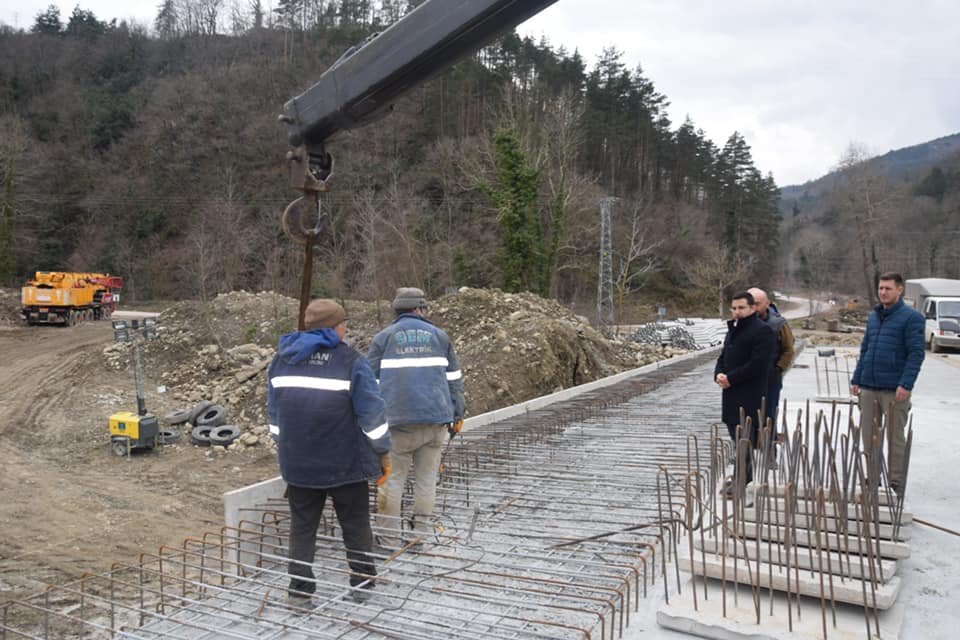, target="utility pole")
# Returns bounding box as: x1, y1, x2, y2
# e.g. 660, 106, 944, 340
597, 197, 616, 334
